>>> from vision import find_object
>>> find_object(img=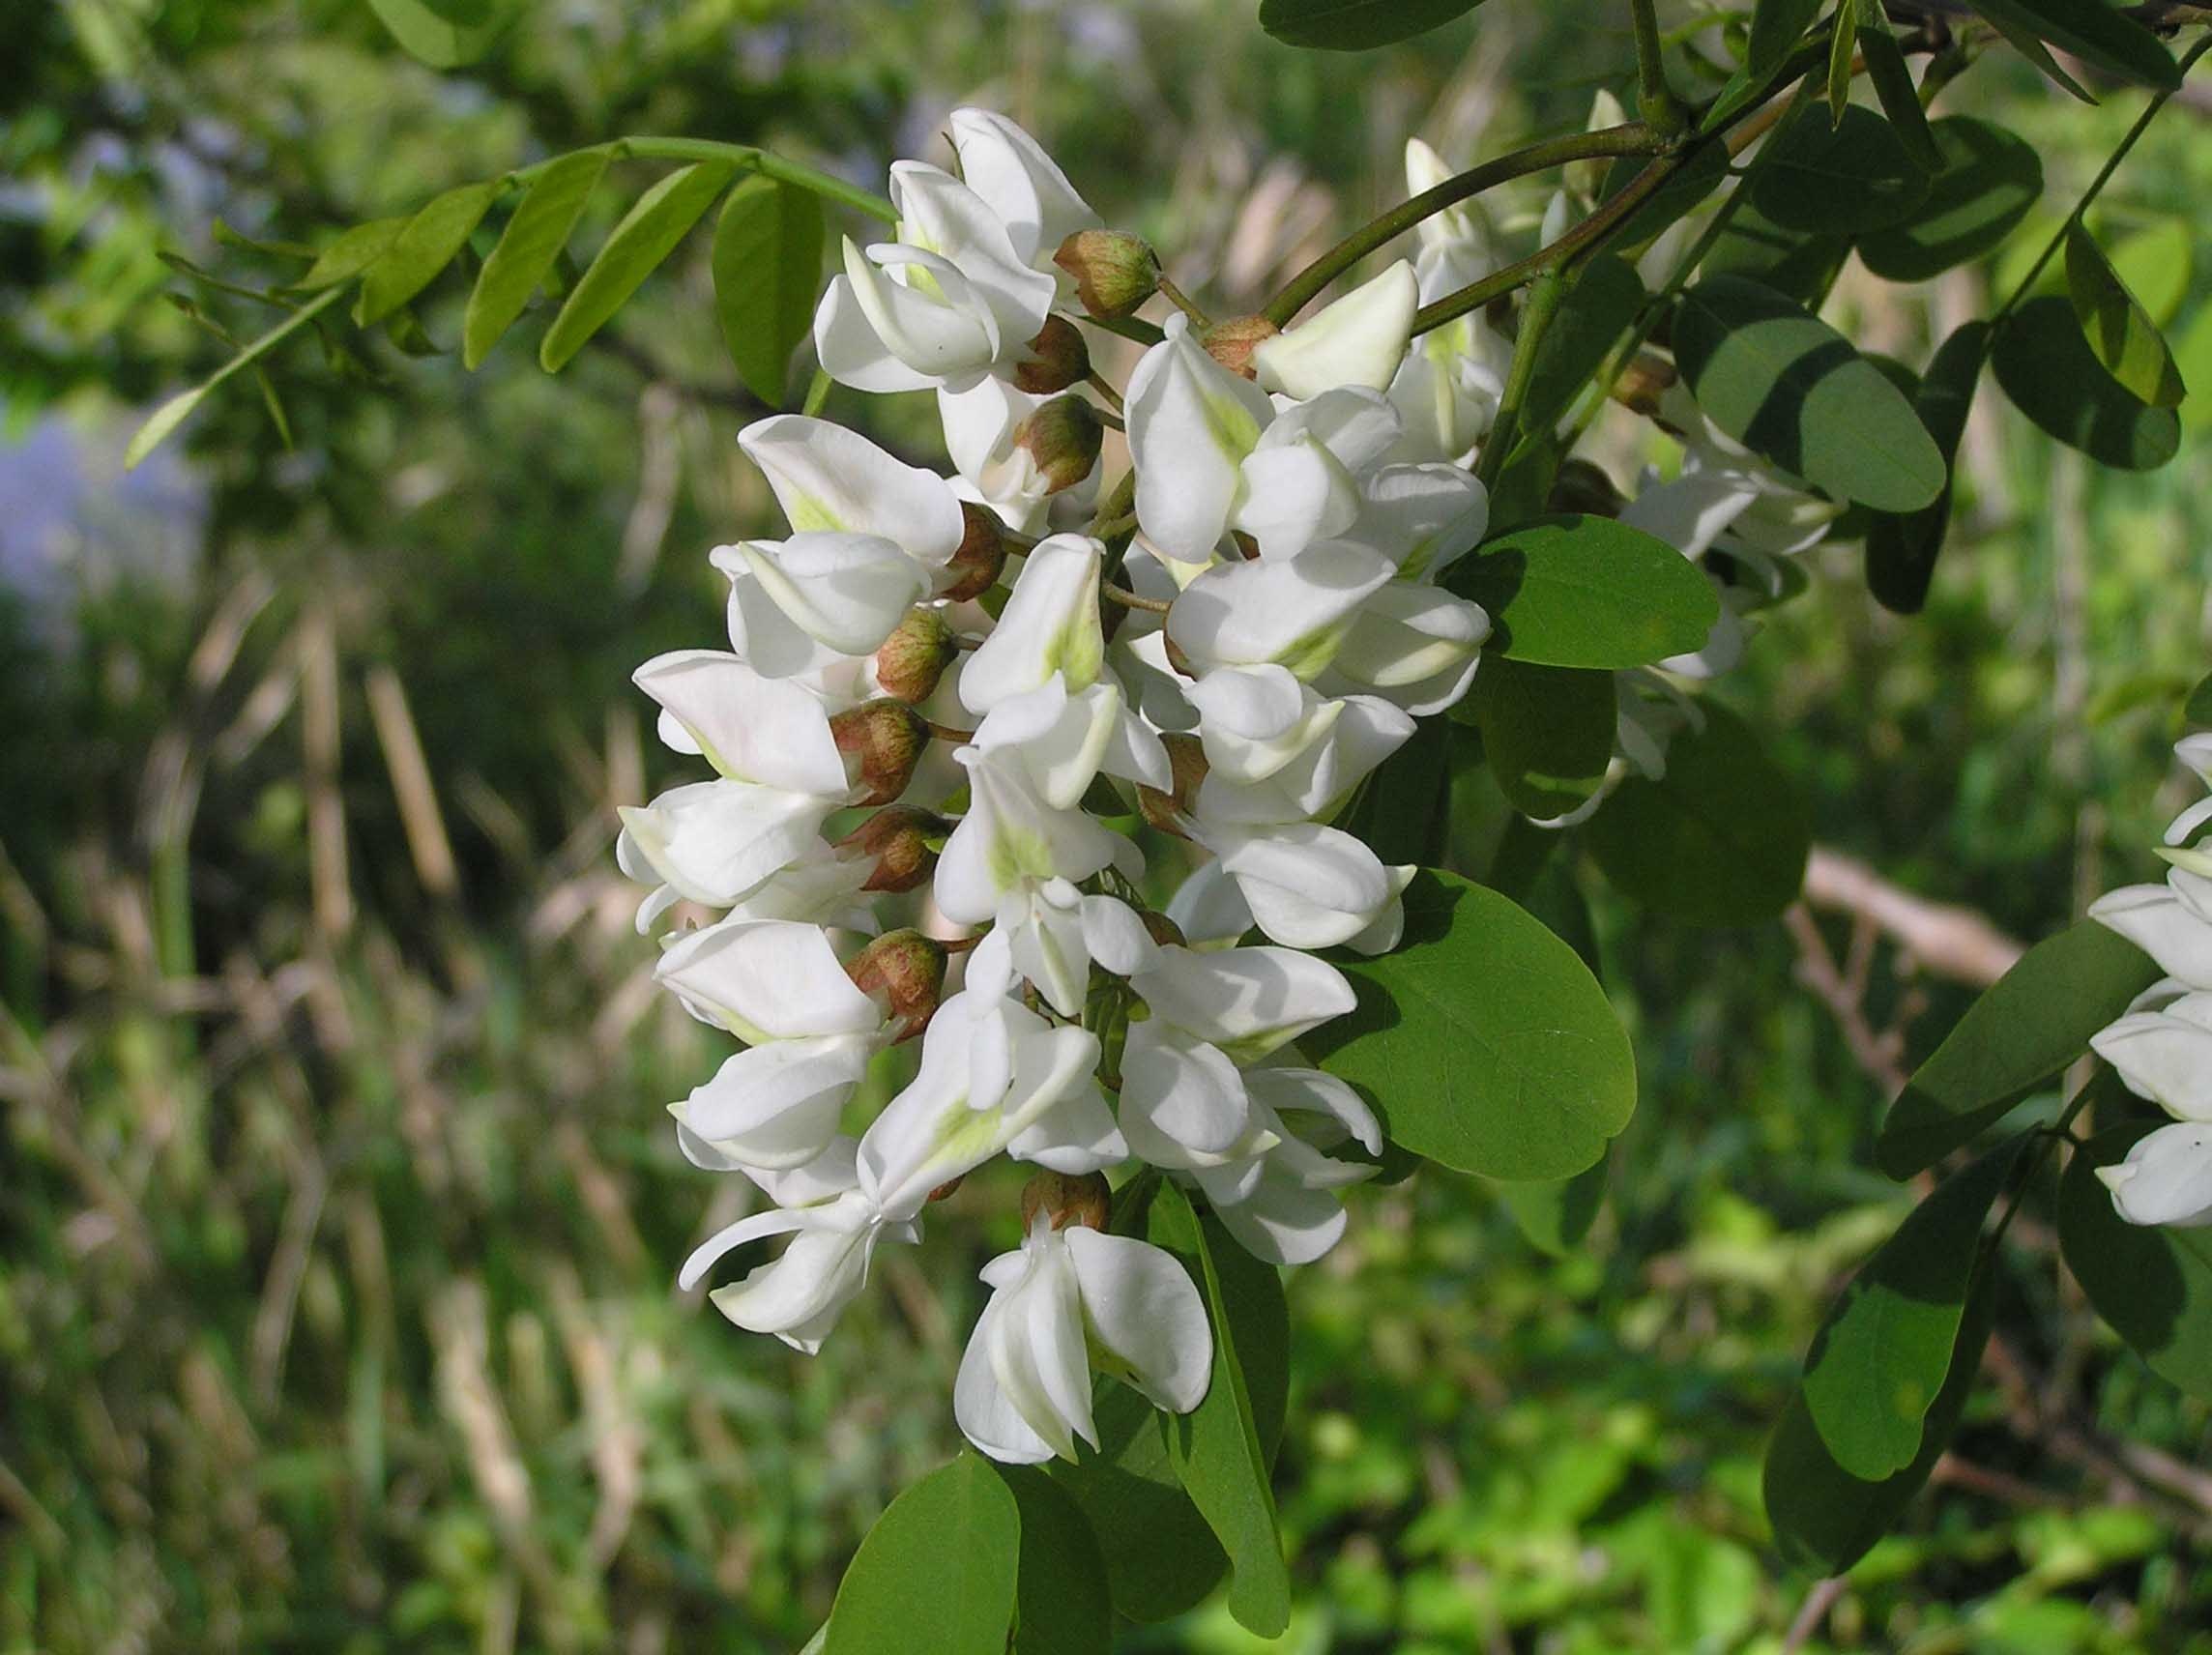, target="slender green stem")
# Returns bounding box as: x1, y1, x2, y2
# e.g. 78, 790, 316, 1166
1156, 274, 1209, 328
1990, 33, 2212, 330
1085, 370, 1124, 414
1263, 124, 1668, 326
1083, 312, 1167, 347
1474, 267, 1569, 490
1630, 0, 1688, 137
